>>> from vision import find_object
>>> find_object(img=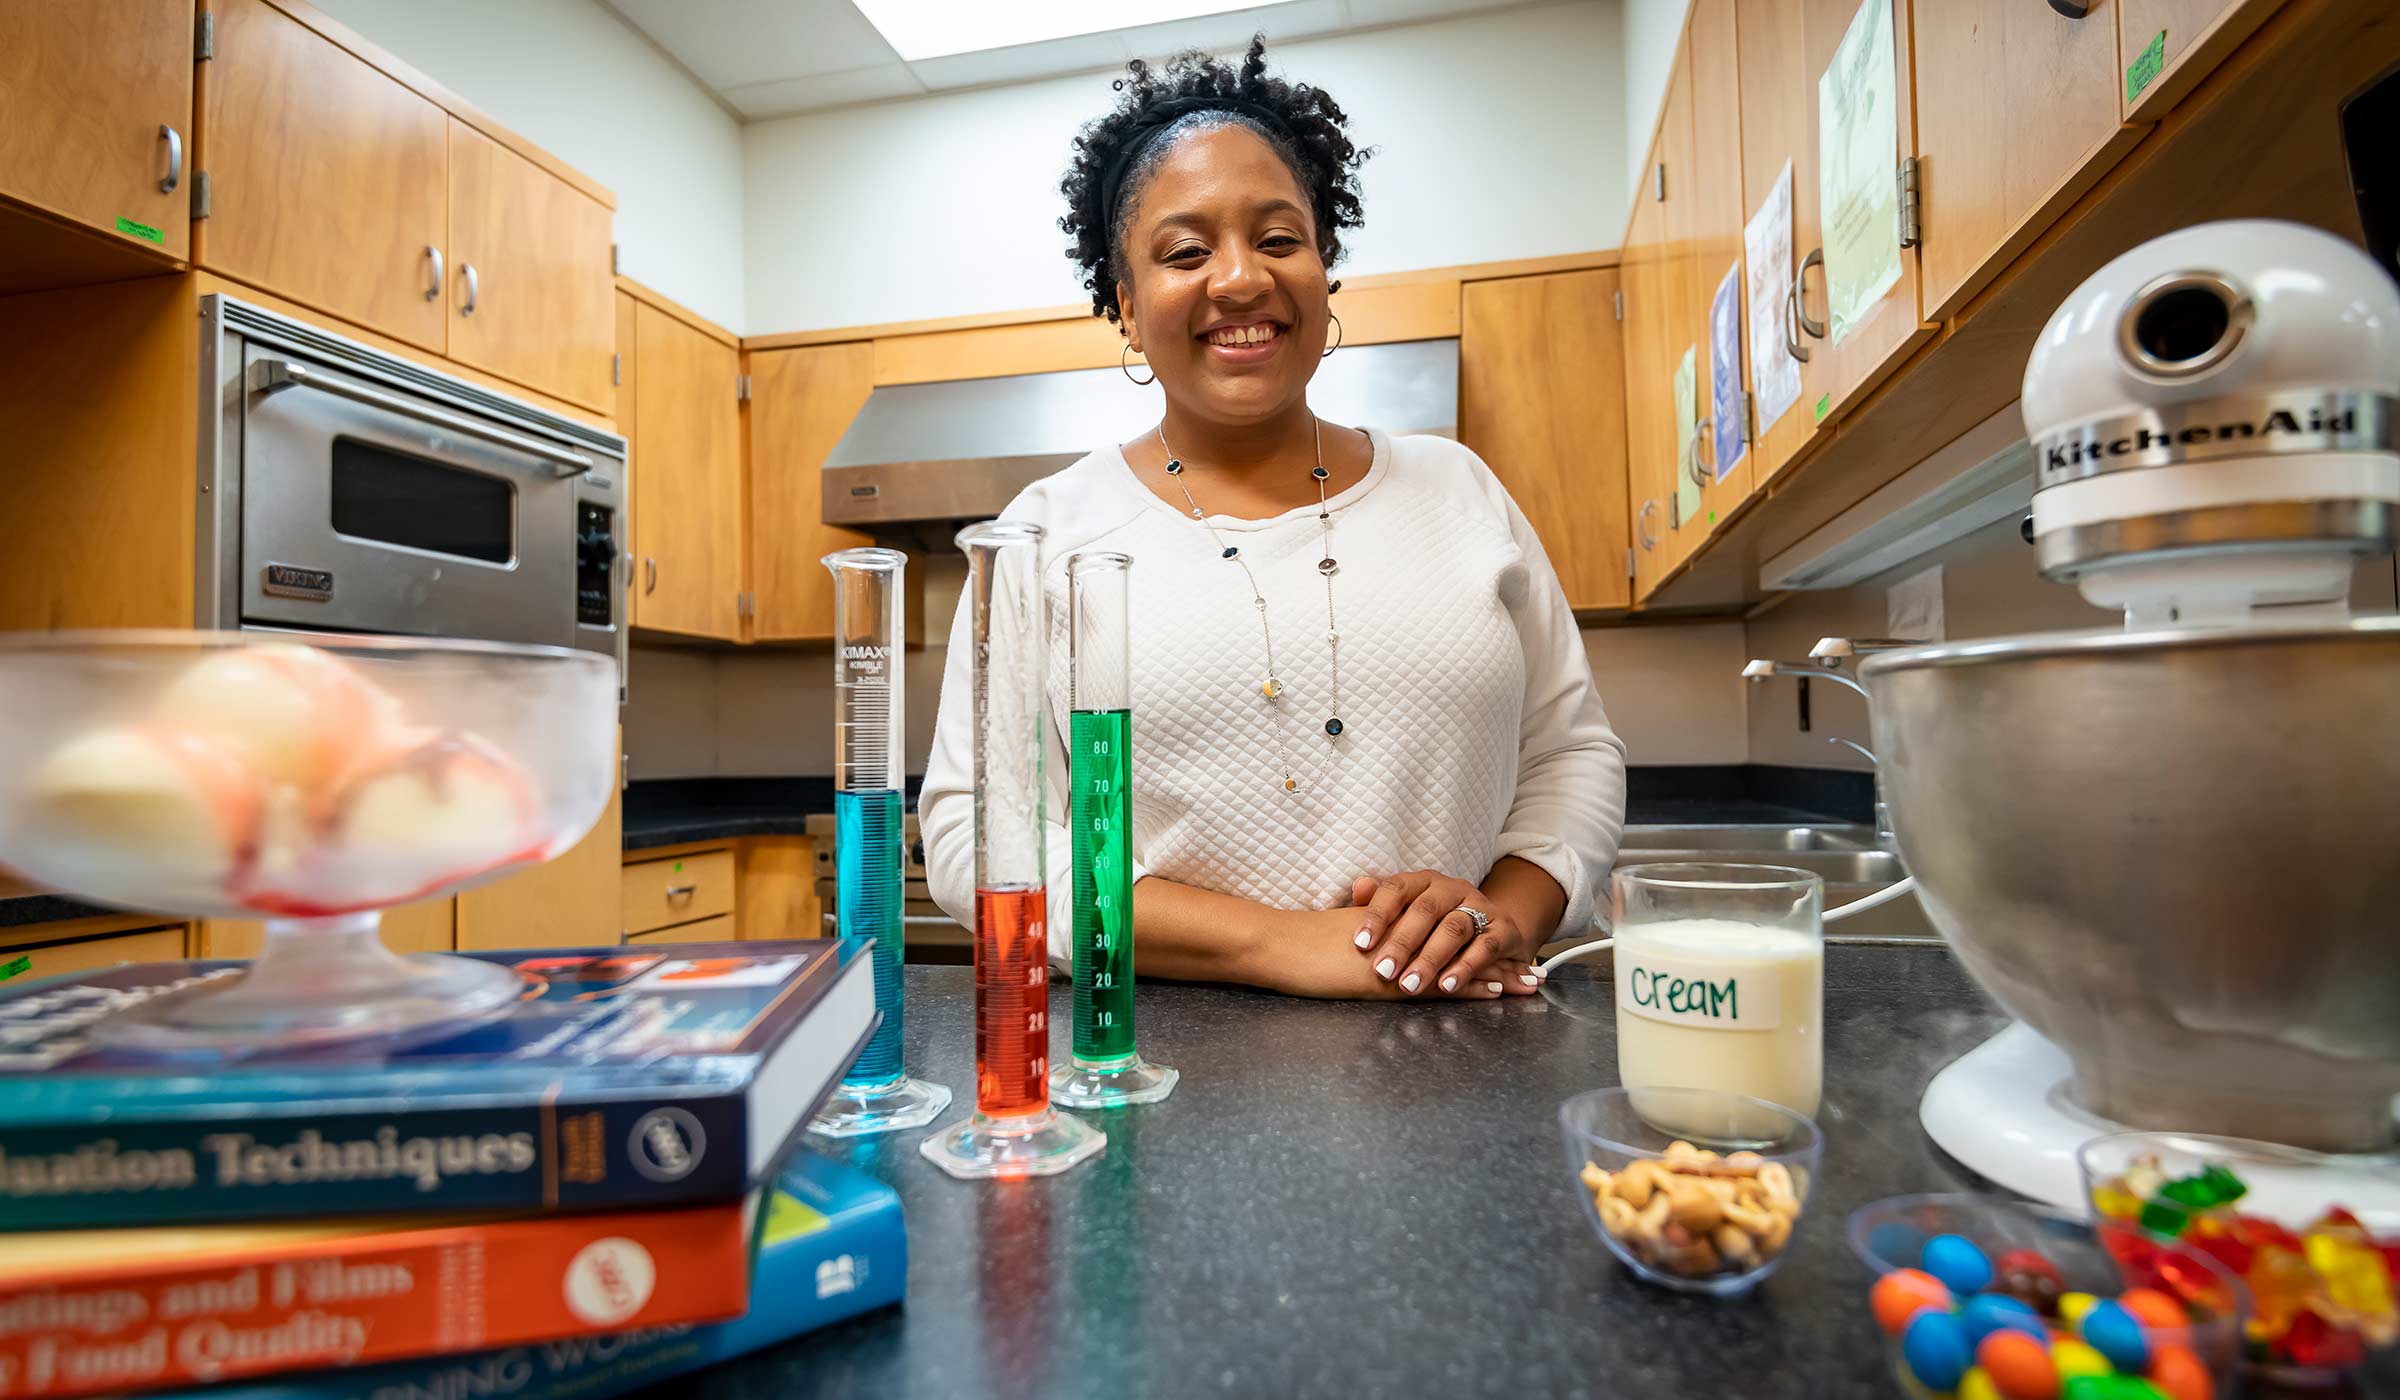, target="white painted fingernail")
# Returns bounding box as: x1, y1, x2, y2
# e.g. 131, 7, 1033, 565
1441, 976, 1458, 992
1401, 972, 1422, 993
1521, 973, 1539, 986
1376, 958, 1395, 979
1354, 930, 1372, 948
1487, 981, 1504, 994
